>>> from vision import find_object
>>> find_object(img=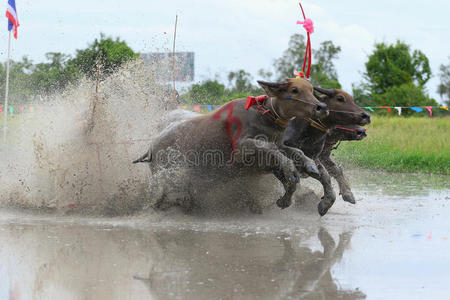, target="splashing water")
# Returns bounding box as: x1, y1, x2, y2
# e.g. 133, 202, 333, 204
0, 59, 178, 215
0, 56, 293, 216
